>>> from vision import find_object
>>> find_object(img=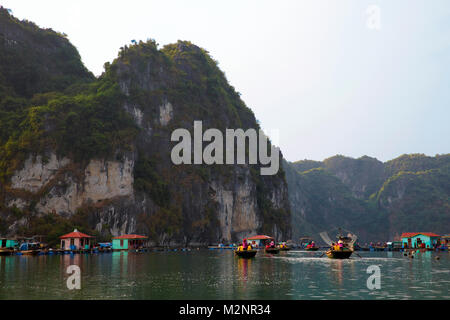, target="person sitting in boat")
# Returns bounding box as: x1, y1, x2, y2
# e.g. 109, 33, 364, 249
310, 241, 315, 248
338, 240, 344, 250
332, 242, 340, 251
242, 239, 248, 251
